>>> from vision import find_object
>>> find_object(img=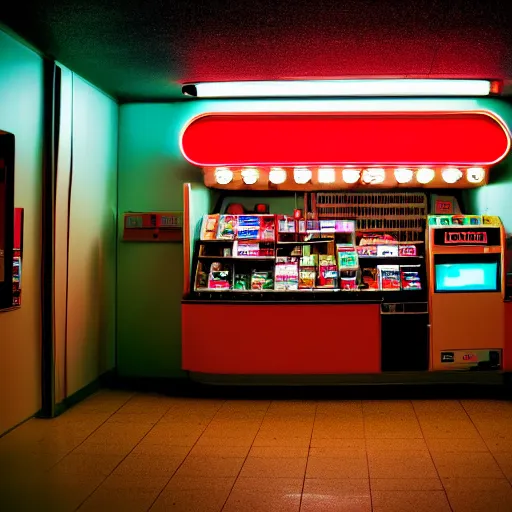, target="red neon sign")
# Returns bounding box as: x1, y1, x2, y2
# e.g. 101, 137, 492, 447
180, 111, 510, 167
444, 231, 488, 244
